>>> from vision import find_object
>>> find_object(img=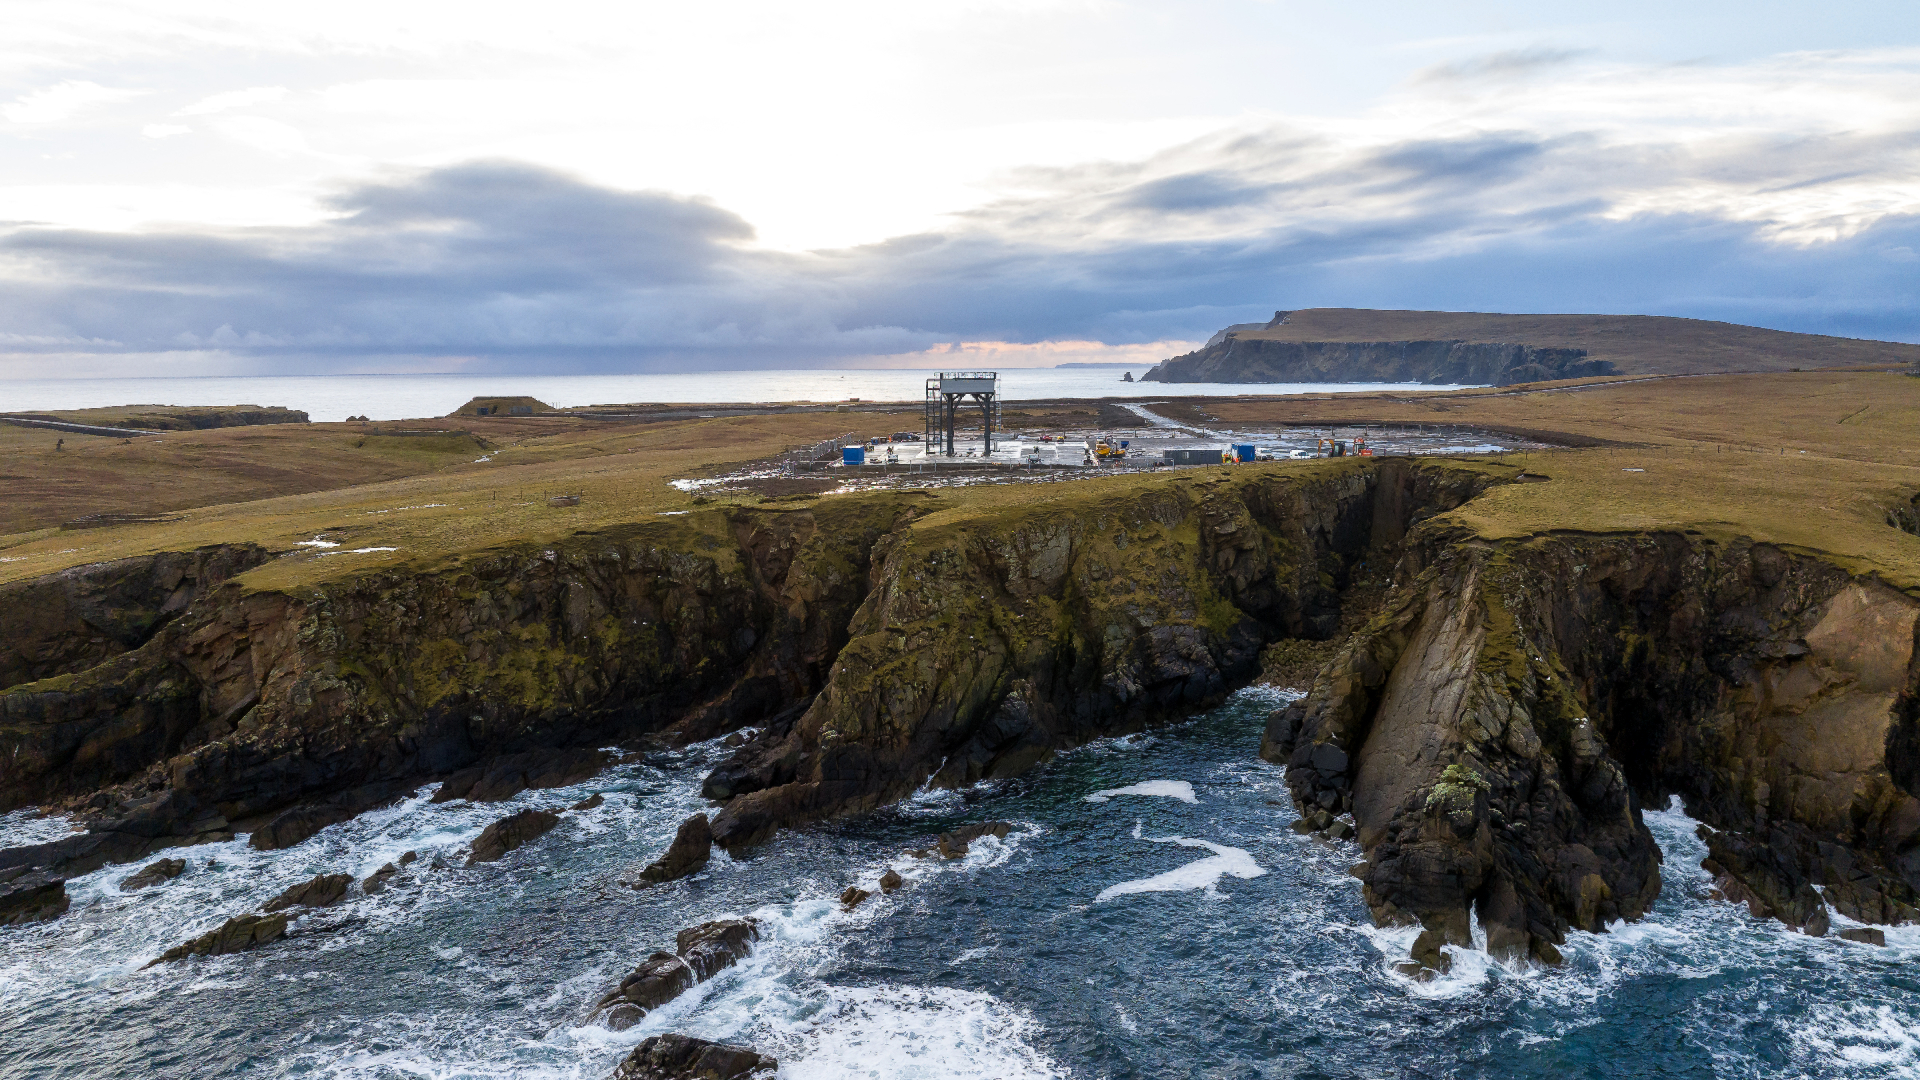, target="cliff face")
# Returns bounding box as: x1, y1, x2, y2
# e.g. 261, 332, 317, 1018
5, 464, 1916, 956
0, 499, 913, 870
1143, 337, 1615, 386
703, 462, 1494, 846
0, 546, 272, 690
1266, 530, 1920, 964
